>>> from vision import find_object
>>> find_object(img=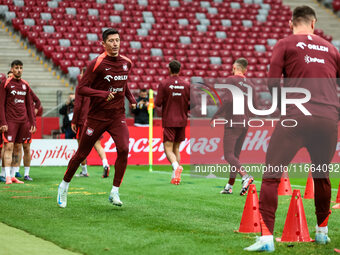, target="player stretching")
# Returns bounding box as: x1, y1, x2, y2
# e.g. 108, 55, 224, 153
211, 58, 254, 195
0, 60, 36, 184
155, 60, 190, 185
71, 67, 111, 177
245, 6, 340, 251
57, 28, 136, 208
